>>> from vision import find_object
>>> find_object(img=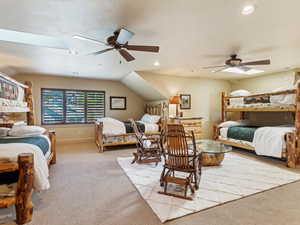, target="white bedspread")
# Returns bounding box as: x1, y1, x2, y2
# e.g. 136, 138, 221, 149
253, 126, 294, 158
97, 117, 126, 135
0, 143, 50, 191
